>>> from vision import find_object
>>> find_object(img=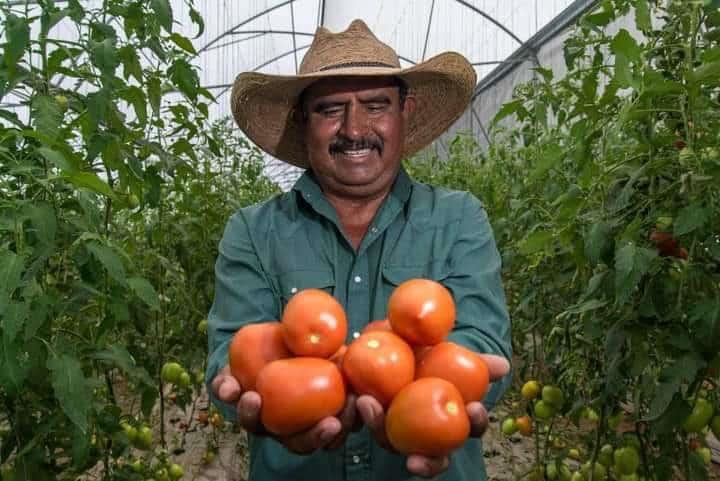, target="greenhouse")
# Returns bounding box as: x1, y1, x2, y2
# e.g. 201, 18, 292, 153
1, 0, 720, 480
